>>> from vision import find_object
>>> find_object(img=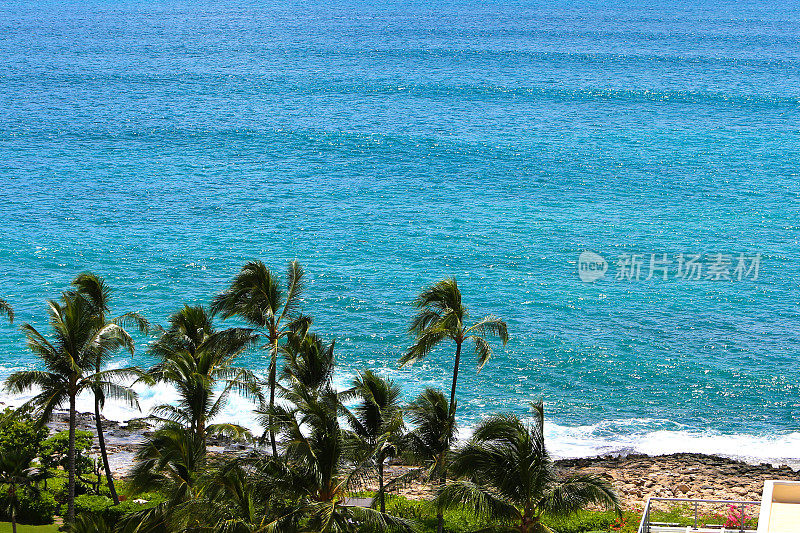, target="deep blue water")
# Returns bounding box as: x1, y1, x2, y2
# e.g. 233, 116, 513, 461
1, 0, 799, 459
